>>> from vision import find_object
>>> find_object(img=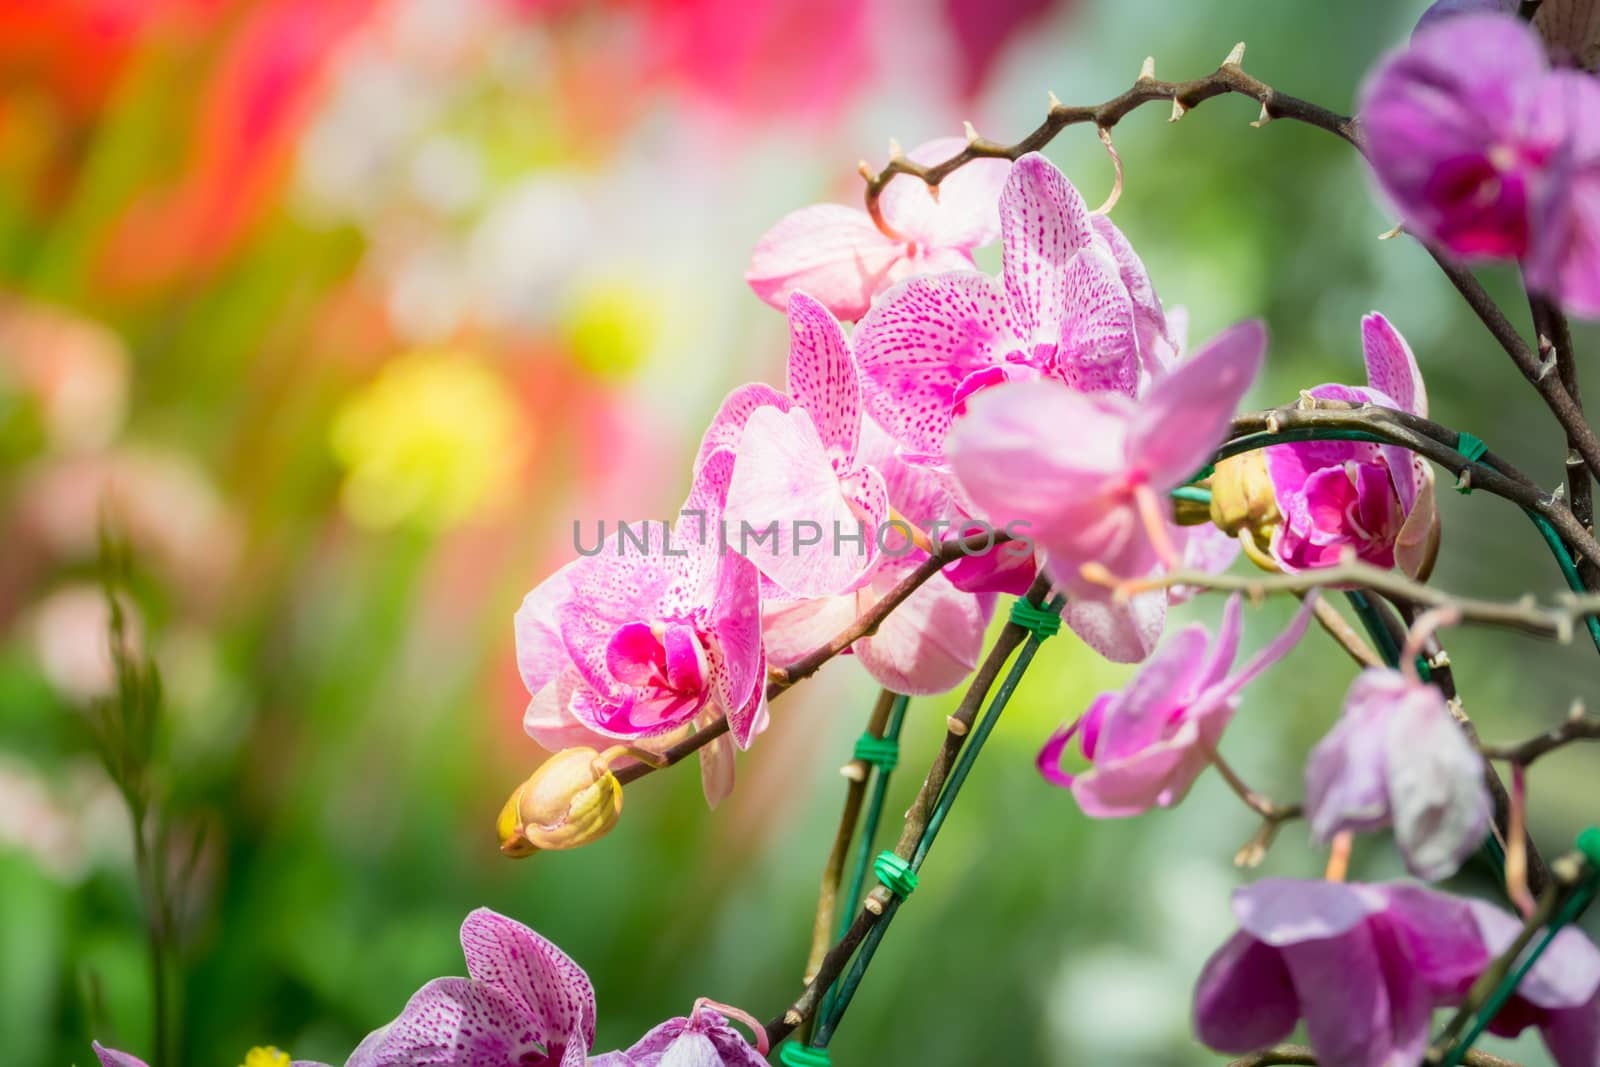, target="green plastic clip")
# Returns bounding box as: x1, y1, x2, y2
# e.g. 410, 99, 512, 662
1009, 598, 1062, 639
873, 850, 918, 899
1455, 433, 1488, 494
779, 1043, 833, 1066
851, 734, 899, 773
